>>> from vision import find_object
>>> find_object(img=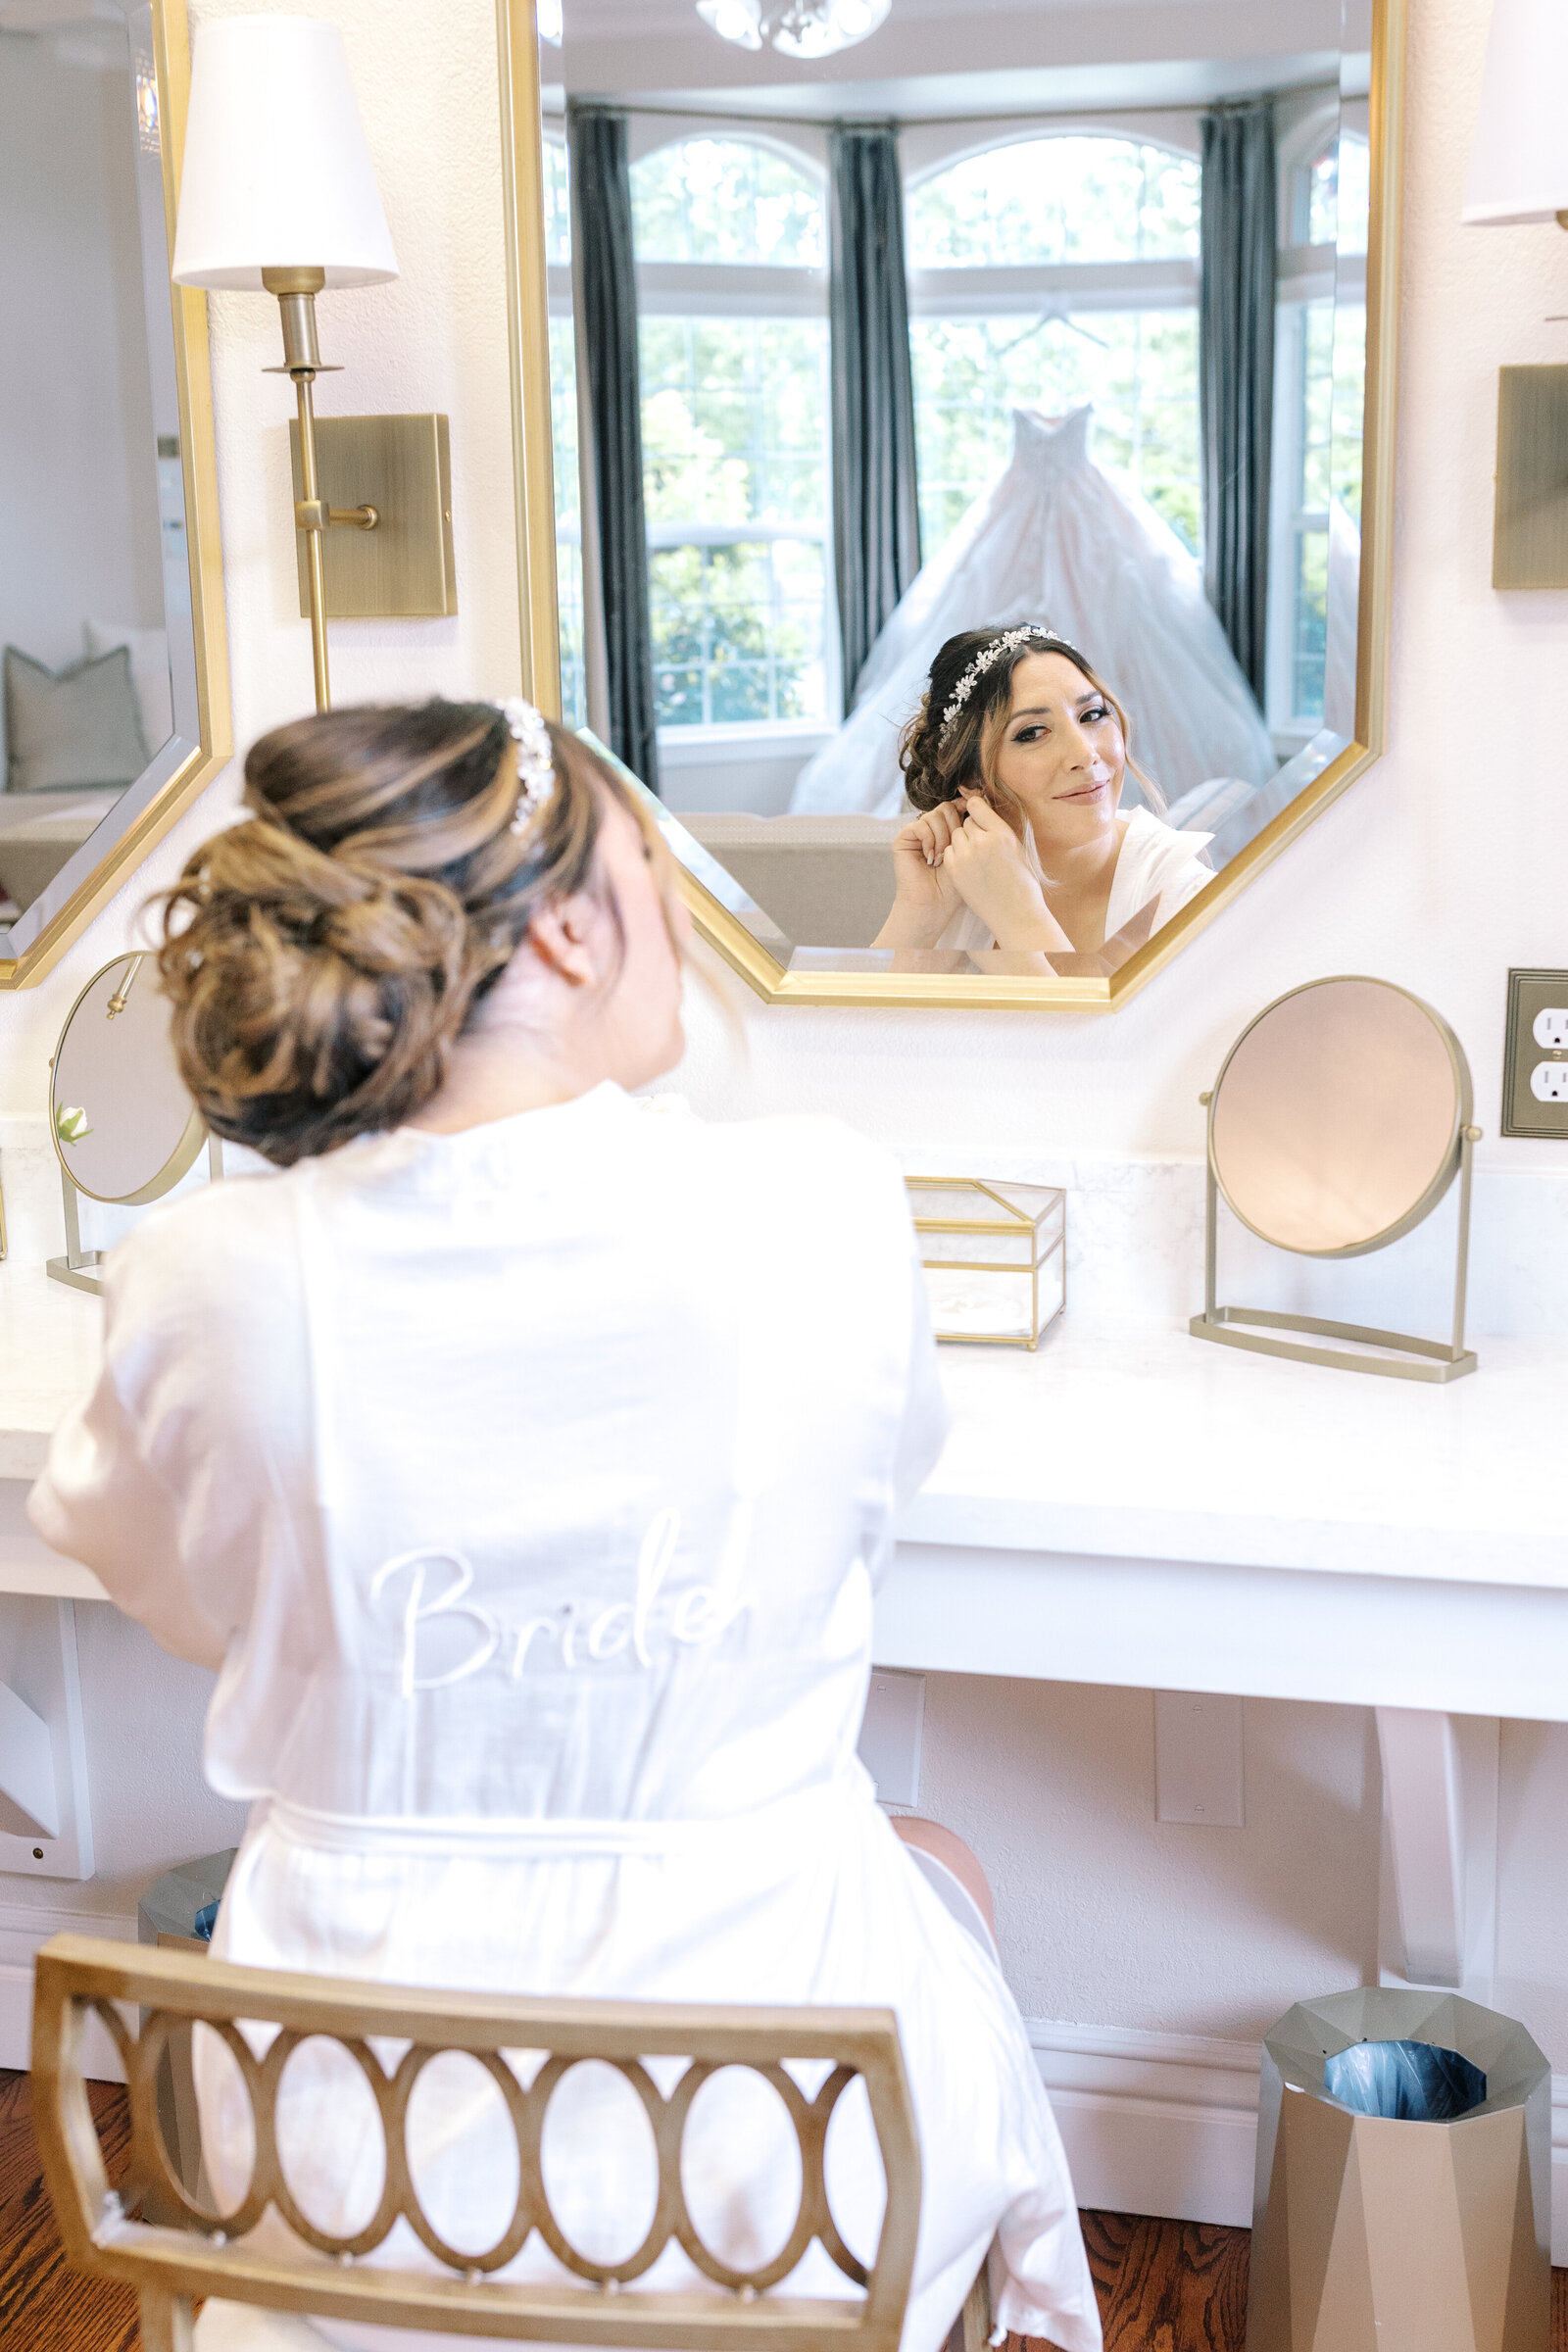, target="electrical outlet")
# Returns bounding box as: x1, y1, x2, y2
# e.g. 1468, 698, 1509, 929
1502, 970, 1568, 1137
